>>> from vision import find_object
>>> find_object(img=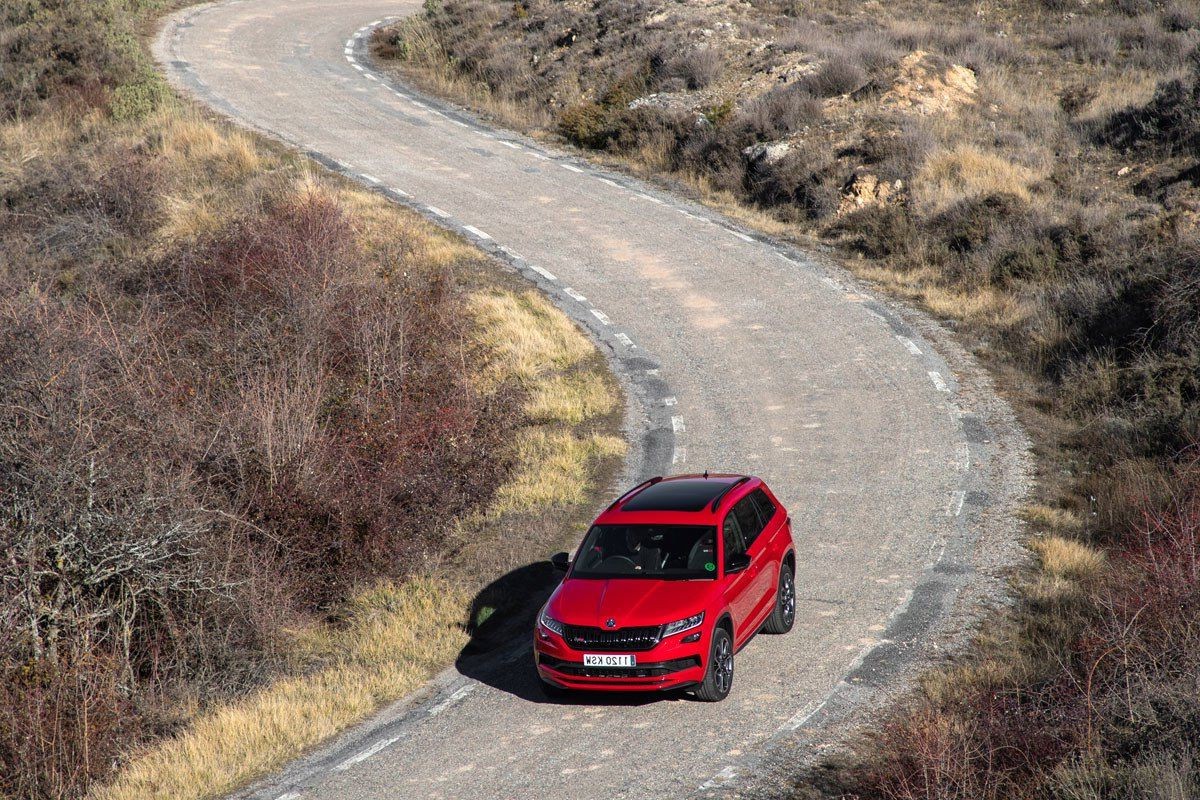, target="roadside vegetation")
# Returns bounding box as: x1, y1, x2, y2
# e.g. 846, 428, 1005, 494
0, 2, 623, 798
376, 0, 1200, 796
